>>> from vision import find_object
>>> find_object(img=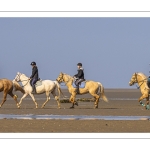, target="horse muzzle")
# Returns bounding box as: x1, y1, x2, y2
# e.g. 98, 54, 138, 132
129, 82, 133, 86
